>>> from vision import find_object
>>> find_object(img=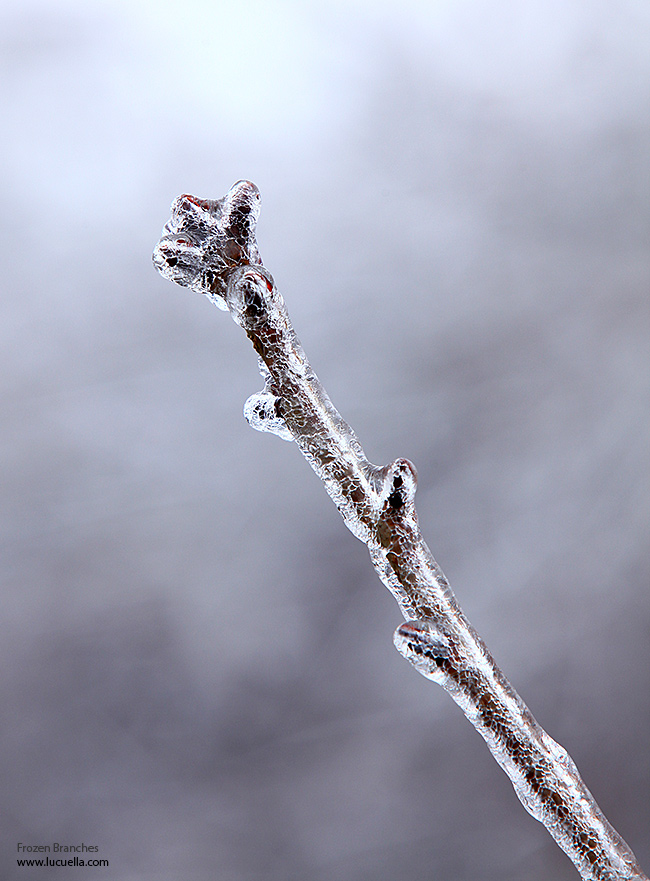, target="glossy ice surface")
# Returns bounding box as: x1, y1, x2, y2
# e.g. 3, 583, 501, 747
154, 182, 647, 881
